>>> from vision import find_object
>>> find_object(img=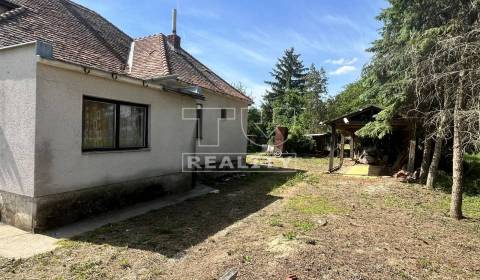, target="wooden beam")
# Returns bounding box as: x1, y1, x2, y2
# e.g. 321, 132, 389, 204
407, 123, 417, 173
339, 134, 345, 167
328, 124, 336, 172
350, 132, 355, 160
